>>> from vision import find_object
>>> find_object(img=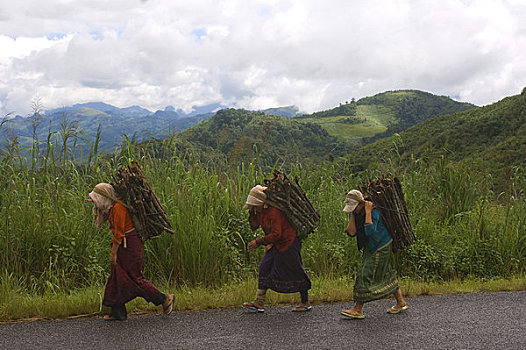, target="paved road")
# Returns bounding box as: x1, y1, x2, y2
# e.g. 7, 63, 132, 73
1, 291, 525, 350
